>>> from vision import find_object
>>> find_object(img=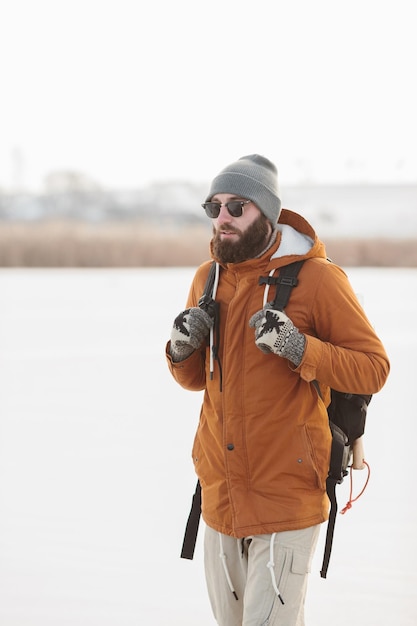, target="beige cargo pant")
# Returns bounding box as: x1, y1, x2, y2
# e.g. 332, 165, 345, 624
204, 524, 320, 626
